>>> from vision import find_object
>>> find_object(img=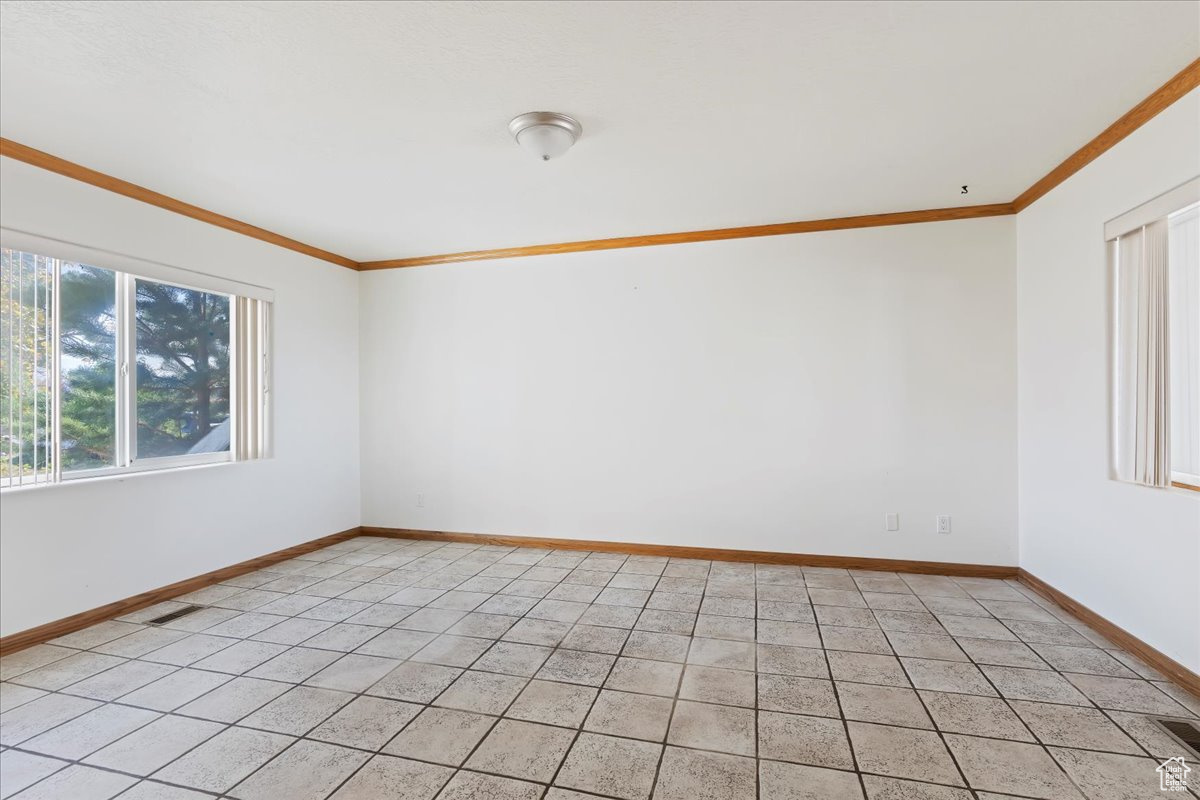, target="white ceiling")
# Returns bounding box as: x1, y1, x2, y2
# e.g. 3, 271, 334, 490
1, 1, 1197, 262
